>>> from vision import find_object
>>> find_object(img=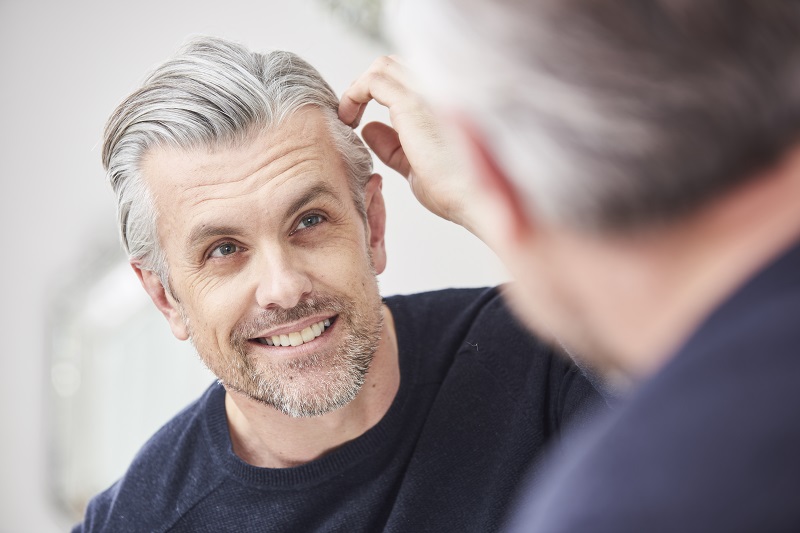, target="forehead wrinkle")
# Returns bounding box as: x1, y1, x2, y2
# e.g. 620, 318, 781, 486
183, 155, 325, 210
148, 110, 339, 215
179, 133, 325, 191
